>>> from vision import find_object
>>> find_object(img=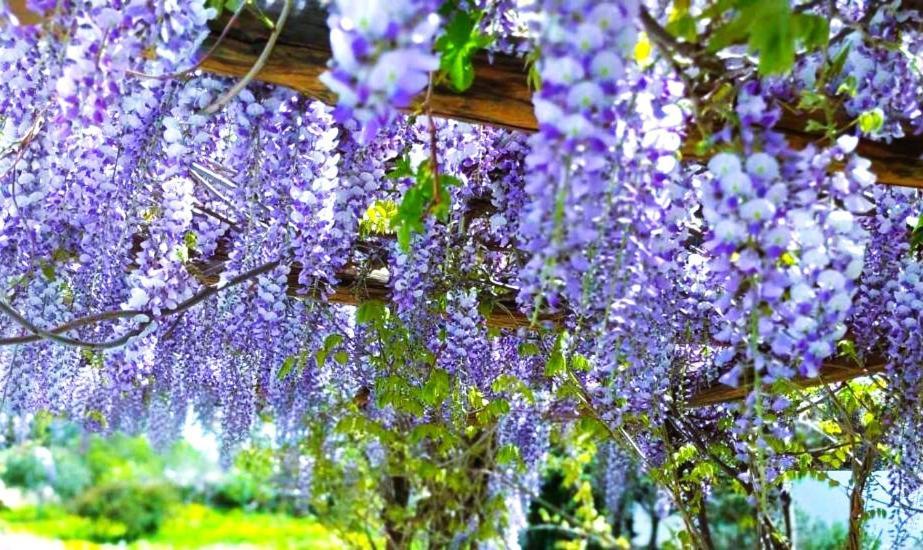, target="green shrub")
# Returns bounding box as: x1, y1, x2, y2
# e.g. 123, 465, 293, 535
49, 447, 91, 499
210, 447, 276, 510
1, 446, 54, 492
85, 434, 165, 485
72, 481, 177, 542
